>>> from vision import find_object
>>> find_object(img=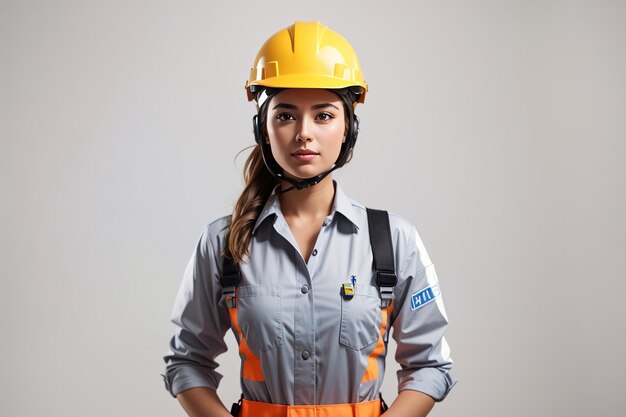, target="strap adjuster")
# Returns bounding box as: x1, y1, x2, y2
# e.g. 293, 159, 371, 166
377, 271, 396, 307
376, 270, 397, 288
379, 285, 395, 299
221, 260, 240, 309
223, 286, 237, 308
